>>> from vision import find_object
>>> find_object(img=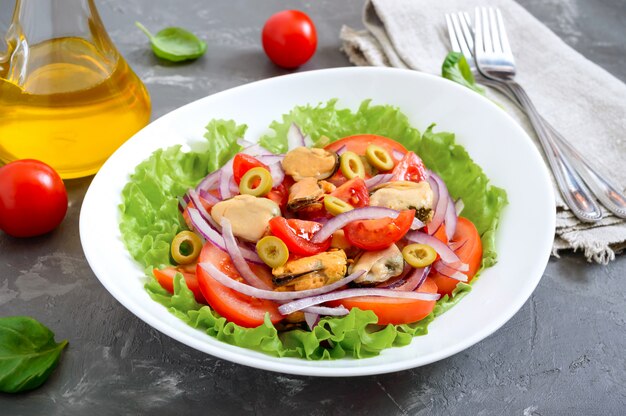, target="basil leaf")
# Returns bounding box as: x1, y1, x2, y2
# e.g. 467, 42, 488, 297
0, 316, 68, 393
441, 51, 485, 95
136, 22, 207, 62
